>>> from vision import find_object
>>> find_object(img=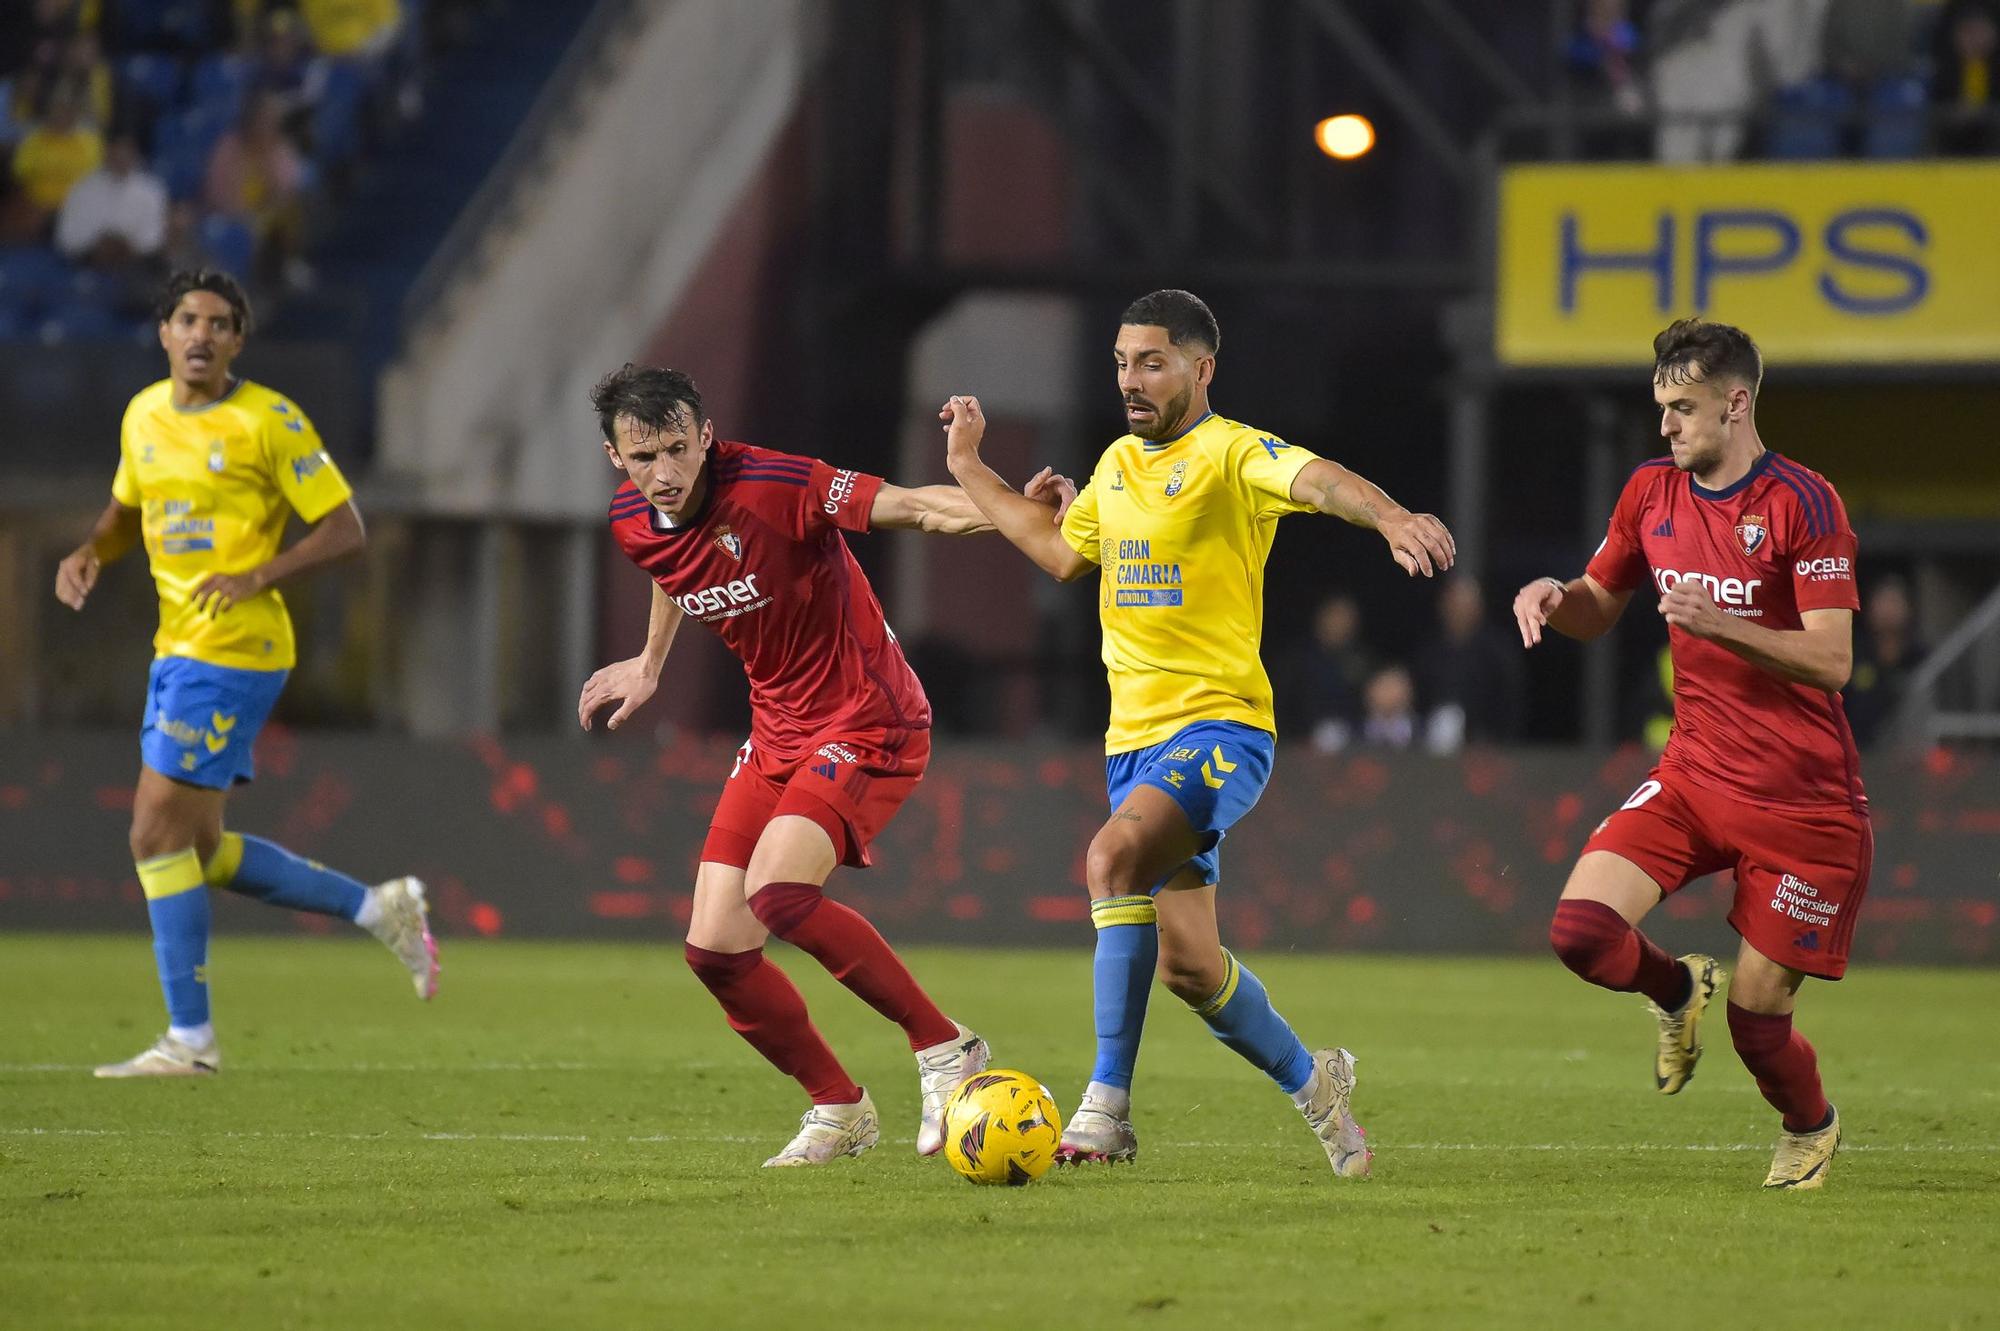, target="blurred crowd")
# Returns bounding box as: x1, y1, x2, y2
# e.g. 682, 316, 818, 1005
1567, 0, 2000, 160
1276, 580, 1527, 757
0, 0, 470, 341
1278, 574, 1921, 755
